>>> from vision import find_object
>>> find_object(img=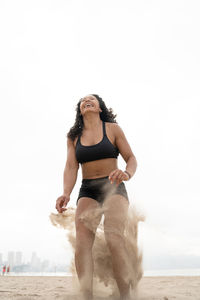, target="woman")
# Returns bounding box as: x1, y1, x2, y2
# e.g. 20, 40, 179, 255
55, 94, 137, 300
